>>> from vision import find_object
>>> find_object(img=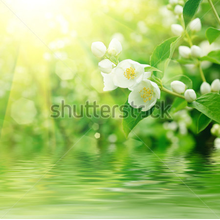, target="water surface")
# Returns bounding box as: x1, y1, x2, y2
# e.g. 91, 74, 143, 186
0, 143, 220, 219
